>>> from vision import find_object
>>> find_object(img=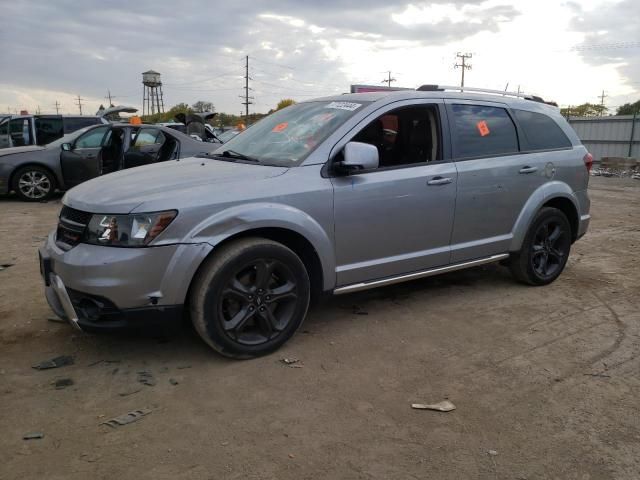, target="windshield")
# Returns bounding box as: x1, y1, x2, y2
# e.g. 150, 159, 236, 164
46, 126, 93, 148
216, 100, 369, 166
